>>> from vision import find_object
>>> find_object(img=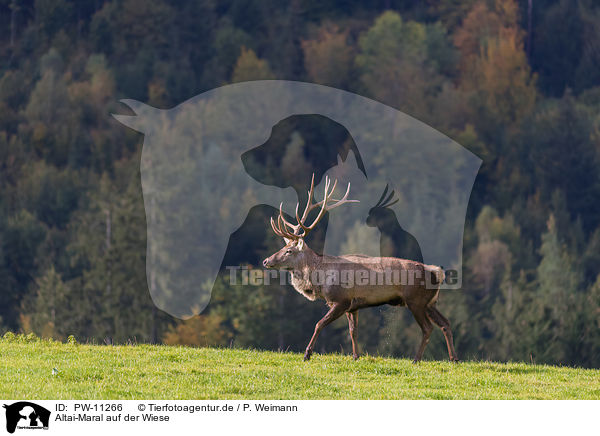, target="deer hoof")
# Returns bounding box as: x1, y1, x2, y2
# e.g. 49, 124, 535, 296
303, 350, 312, 361
353, 354, 359, 361
412, 359, 421, 364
